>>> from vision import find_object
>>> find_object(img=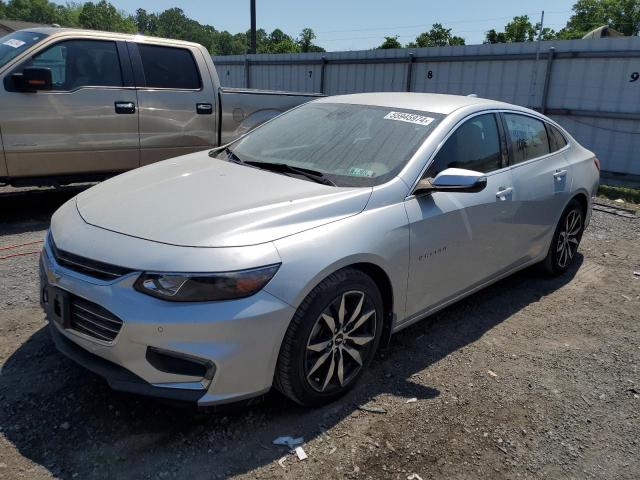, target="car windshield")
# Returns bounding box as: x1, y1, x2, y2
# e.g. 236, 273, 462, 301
0, 31, 48, 70
225, 102, 444, 187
